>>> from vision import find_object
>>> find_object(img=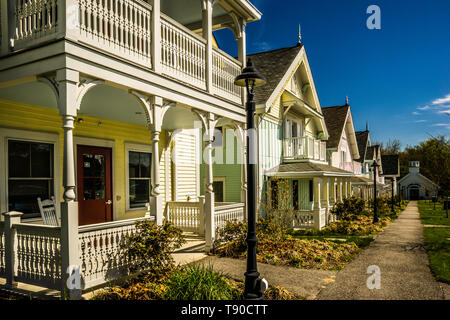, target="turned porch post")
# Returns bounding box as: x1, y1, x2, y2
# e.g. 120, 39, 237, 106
204, 113, 216, 251
151, 0, 161, 73
202, 0, 215, 93
150, 96, 164, 226
57, 68, 81, 299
